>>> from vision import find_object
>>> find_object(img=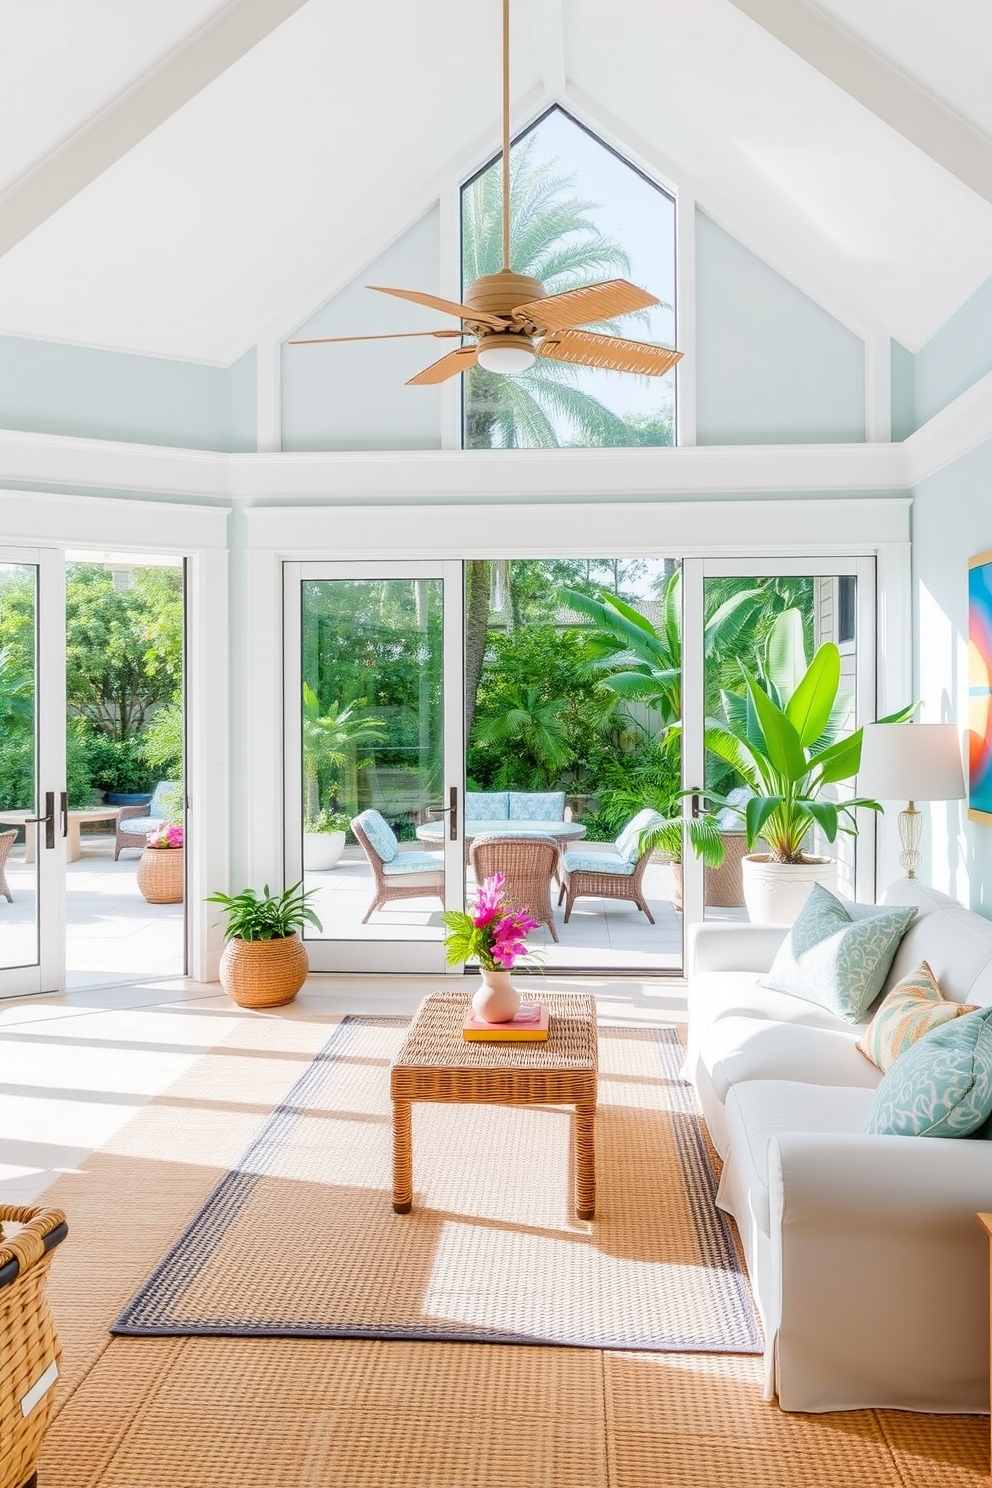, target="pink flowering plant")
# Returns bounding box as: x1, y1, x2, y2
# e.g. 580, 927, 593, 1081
441, 873, 538, 970
146, 824, 183, 850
